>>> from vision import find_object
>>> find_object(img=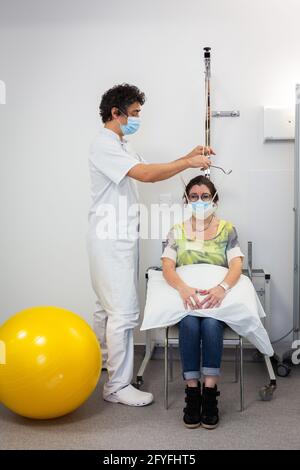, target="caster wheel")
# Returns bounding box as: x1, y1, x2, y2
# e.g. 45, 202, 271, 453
276, 362, 291, 377
282, 351, 294, 366
259, 386, 274, 401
